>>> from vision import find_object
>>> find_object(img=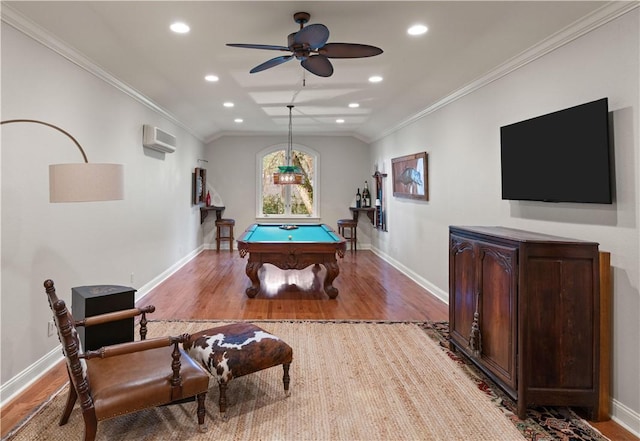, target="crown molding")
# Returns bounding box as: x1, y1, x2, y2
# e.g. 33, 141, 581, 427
1, 4, 204, 142
3, 2, 636, 146
1, 4, 366, 144
371, 1, 639, 143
